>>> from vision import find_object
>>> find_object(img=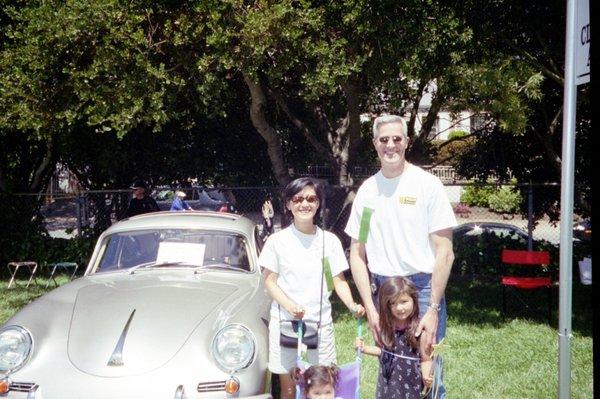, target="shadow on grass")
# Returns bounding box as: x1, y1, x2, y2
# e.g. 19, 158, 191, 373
446, 275, 592, 337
